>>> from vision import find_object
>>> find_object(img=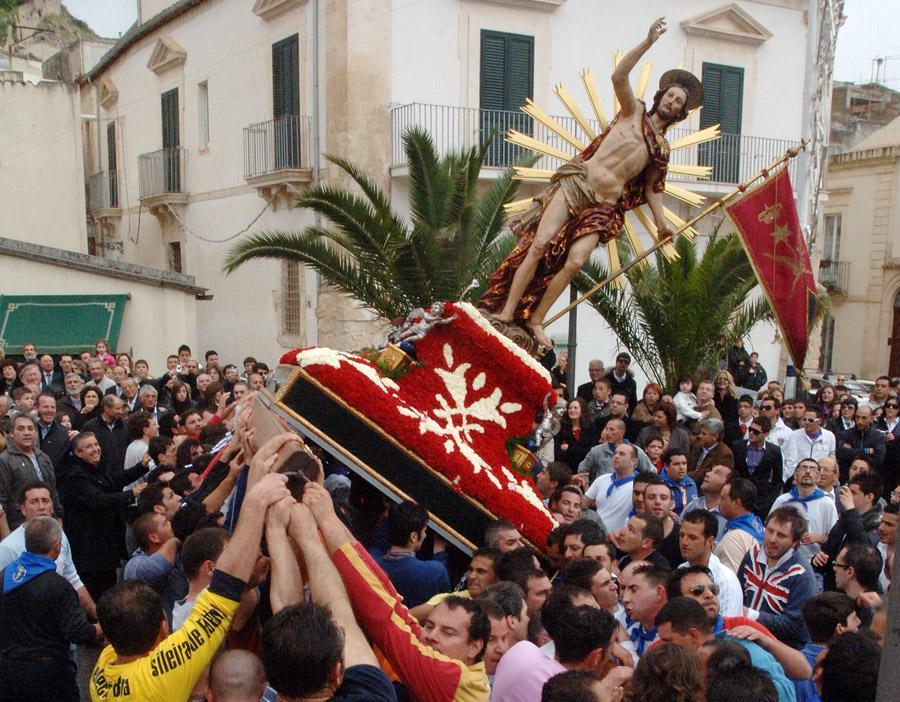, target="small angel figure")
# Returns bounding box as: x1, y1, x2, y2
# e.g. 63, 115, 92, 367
390, 302, 458, 345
